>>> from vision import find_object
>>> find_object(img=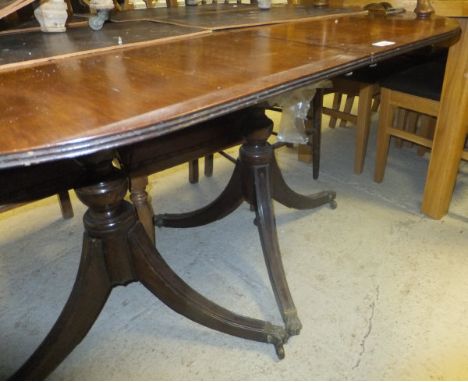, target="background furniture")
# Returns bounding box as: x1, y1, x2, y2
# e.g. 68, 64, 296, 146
0, 191, 74, 219
295, 87, 325, 179
322, 71, 384, 174
324, 0, 468, 219
374, 58, 467, 183
423, 18, 467, 217
322, 48, 443, 174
